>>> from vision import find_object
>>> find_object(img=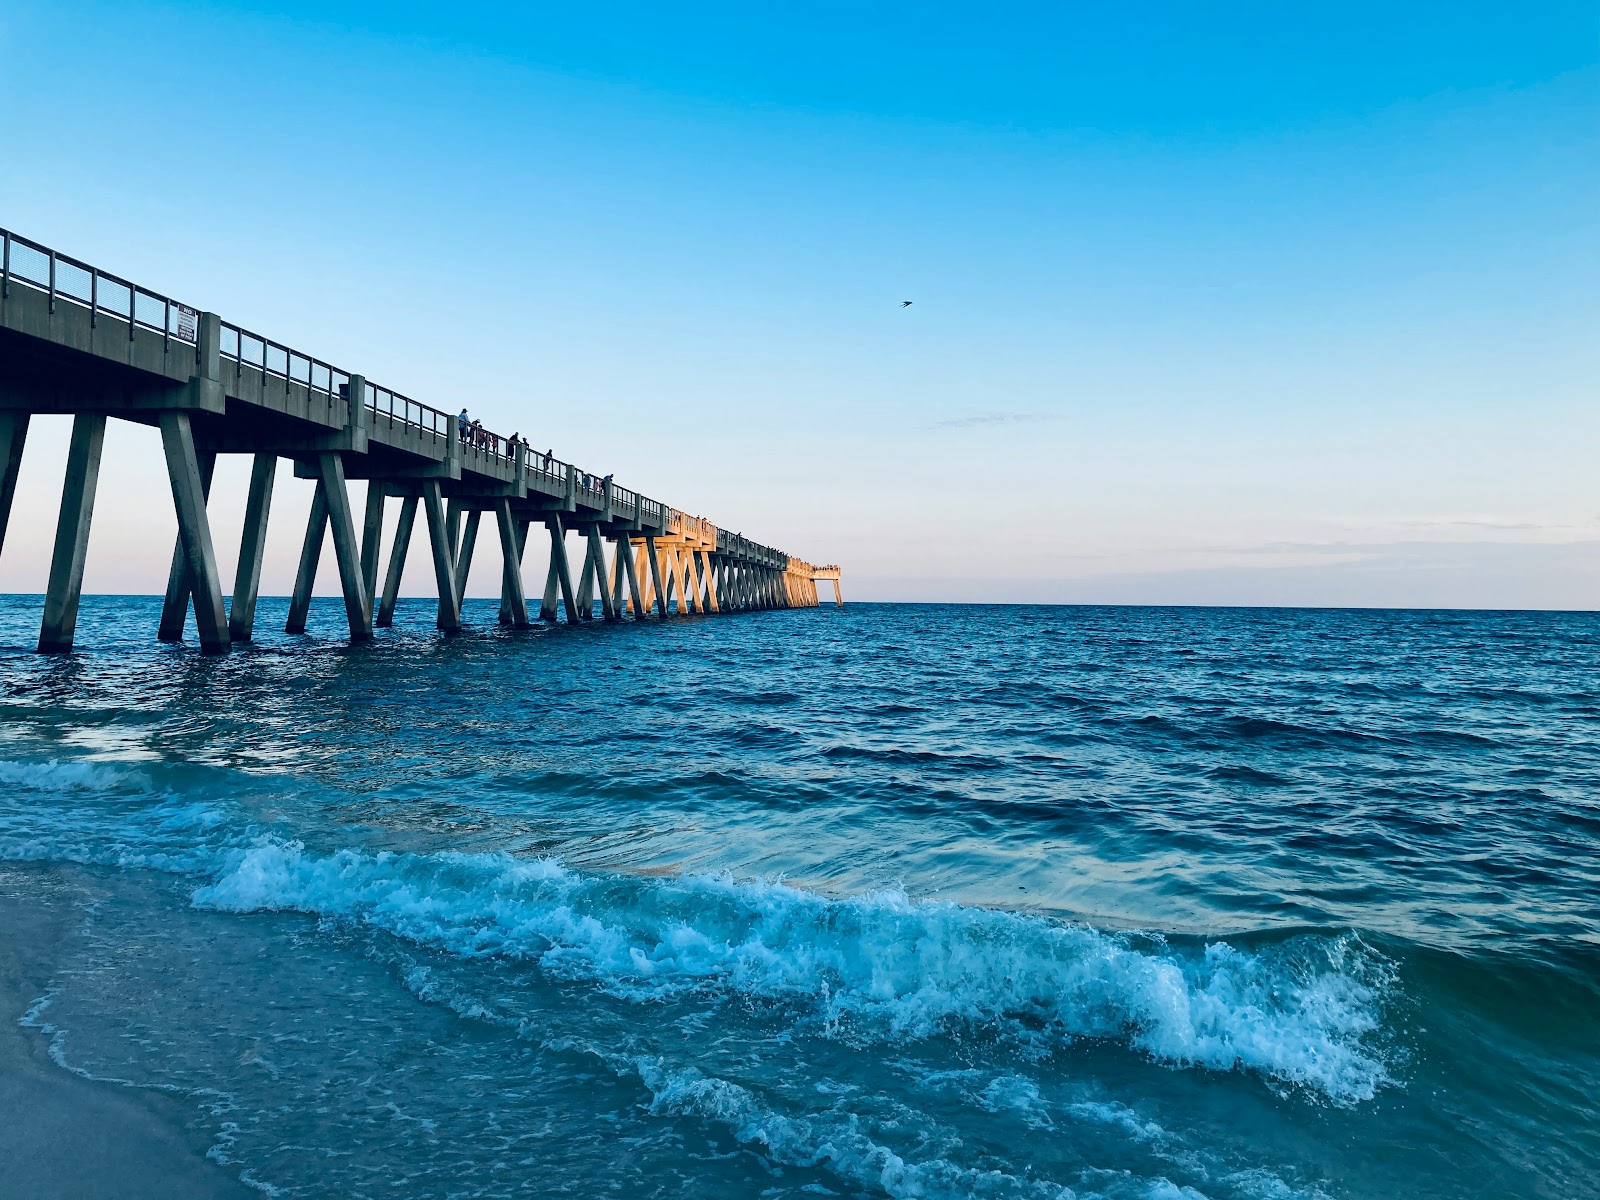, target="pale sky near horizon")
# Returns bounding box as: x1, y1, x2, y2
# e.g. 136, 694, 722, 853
1, 2, 1596, 608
